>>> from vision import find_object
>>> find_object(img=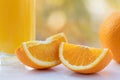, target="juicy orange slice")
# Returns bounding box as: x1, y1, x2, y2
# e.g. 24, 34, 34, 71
16, 33, 67, 69
59, 42, 112, 74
